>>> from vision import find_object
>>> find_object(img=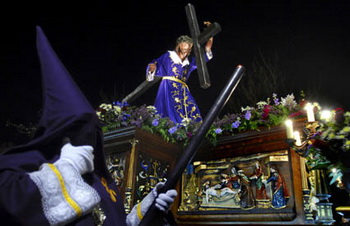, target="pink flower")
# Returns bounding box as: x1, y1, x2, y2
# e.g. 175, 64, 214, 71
262, 105, 272, 120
